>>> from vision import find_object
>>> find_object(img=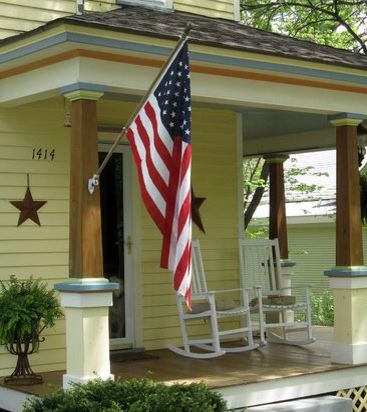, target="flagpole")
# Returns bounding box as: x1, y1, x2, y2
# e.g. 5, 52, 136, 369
88, 23, 194, 194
